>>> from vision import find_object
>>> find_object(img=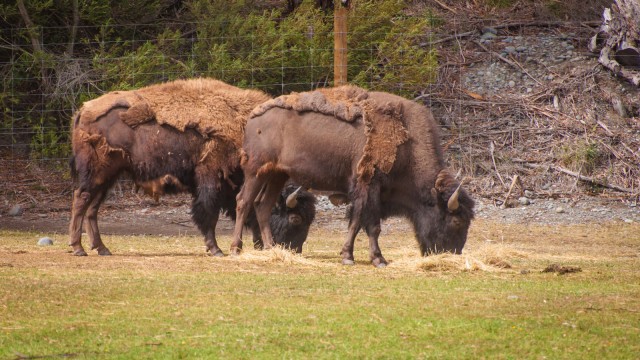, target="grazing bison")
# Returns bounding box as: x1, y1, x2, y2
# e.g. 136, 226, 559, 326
68, 78, 314, 256
231, 85, 474, 267
247, 184, 316, 253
